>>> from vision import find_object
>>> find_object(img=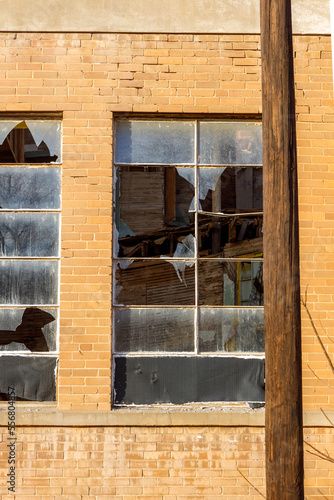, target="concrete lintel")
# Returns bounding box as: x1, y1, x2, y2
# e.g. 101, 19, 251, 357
0, 0, 330, 35
0, 407, 332, 427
